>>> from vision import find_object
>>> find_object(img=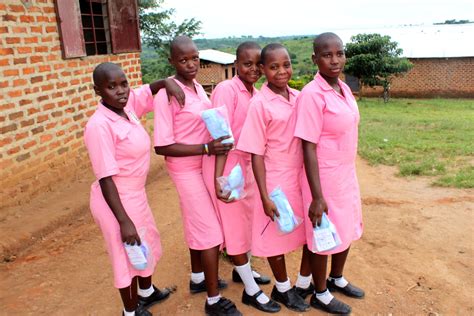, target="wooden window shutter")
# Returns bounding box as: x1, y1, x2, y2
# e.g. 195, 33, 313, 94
54, 0, 86, 59
108, 0, 141, 53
